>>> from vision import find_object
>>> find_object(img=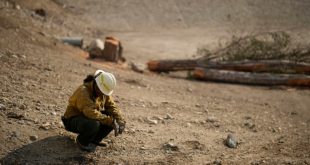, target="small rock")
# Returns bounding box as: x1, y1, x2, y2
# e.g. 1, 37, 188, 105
40, 122, 51, 130
0, 104, 6, 110
164, 113, 173, 120
214, 123, 221, 127
11, 131, 19, 138
83, 63, 91, 67
146, 117, 158, 125
19, 104, 27, 110
225, 134, 237, 148
186, 123, 192, 127
161, 101, 169, 104
127, 128, 135, 133
44, 67, 52, 71
33, 118, 39, 124
153, 116, 163, 121
17, 120, 25, 125
30, 135, 38, 141
192, 119, 199, 124
7, 112, 24, 119
148, 130, 155, 134
284, 160, 293, 165
187, 87, 193, 92
199, 120, 206, 124
213, 159, 222, 165
140, 147, 146, 150
277, 136, 285, 144
0, 97, 9, 103
138, 118, 144, 122
163, 142, 179, 151
206, 116, 217, 123
51, 111, 57, 116
14, 4, 21, 10
244, 122, 255, 129
34, 8, 47, 17
131, 62, 146, 73
57, 122, 64, 128
251, 160, 265, 165
205, 161, 213, 165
